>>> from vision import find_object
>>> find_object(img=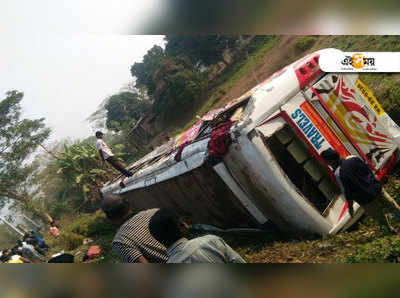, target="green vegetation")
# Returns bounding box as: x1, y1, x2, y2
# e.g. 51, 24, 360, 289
130, 45, 165, 96
150, 56, 207, 117
0, 224, 19, 247
344, 235, 400, 263
171, 35, 276, 136
216, 212, 399, 263
104, 91, 152, 133
0, 91, 50, 206
164, 35, 240, 66
131, 42, 207, 119
89, 35, 276, 147
312, 35, 400, 52
43, 211, 118, 263
55, 141, 114, 205
360, 73, 400, 123
32, 136, 130, 218
295, 36, 317, 52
